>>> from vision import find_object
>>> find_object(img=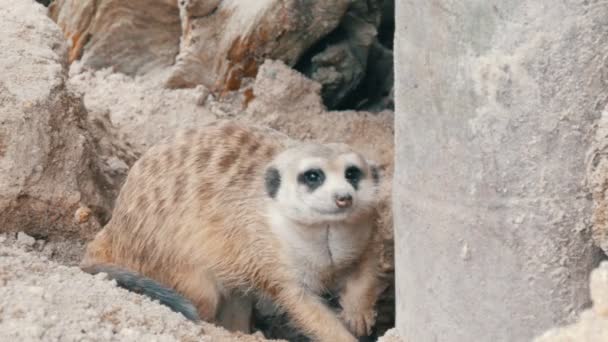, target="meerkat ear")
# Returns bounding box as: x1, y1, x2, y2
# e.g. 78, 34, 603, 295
265, 167, 281, 198
368, 160, 381, 185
